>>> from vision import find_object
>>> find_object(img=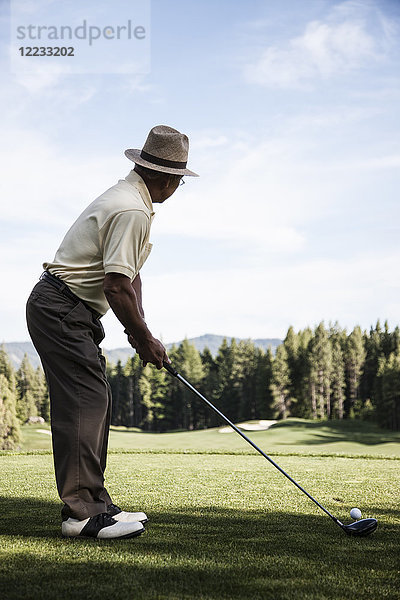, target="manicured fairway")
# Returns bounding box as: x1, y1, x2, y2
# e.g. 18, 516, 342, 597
17, 418, 400, 457
0, 449, 399, 599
